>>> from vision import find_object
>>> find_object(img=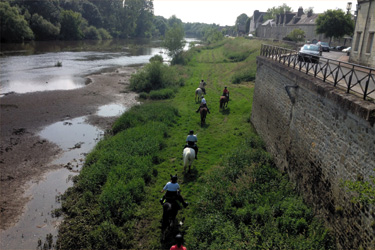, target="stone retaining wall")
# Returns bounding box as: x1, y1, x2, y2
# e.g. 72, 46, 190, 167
251, 56, 375, 249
